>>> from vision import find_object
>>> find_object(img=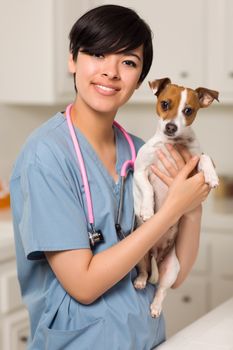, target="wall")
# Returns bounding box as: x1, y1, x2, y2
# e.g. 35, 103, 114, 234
0, 100, 232, 183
